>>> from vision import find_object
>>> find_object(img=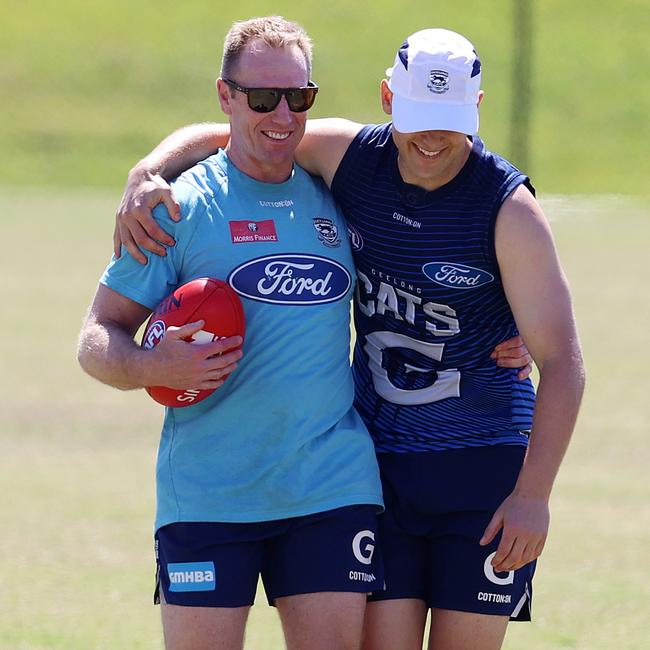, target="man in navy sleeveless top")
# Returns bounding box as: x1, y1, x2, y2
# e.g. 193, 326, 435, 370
112, 27, 584, 650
